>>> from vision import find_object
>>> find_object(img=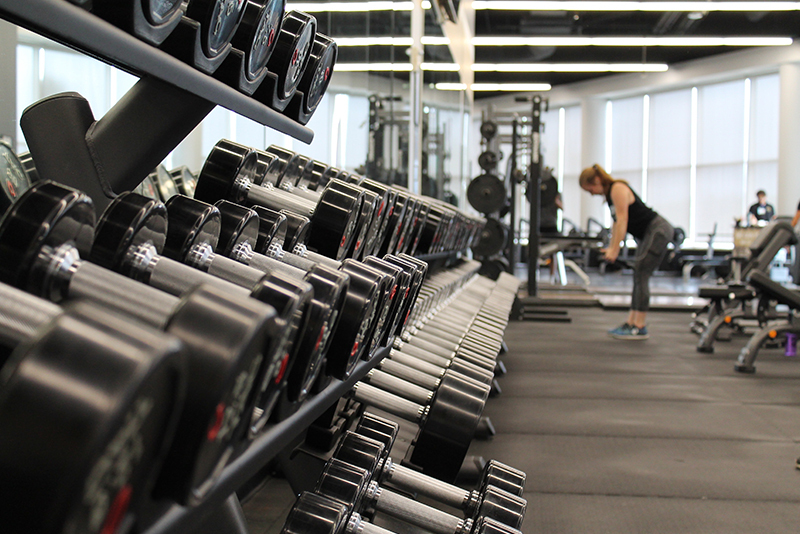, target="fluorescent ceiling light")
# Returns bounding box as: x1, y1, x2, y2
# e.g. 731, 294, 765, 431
335, 63, 460, 71
472, 63, 668, 72
436, 83, 553, 91
435, 83, 468, 90
335, 63, 413, 71
472, 36, 793, 46
287, 1, 431, 12
335, 37, 414, 46
333, 36, 449, 46
421, 63, 461, 71
472, 1, 800, 11
472, 83, 552, 91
